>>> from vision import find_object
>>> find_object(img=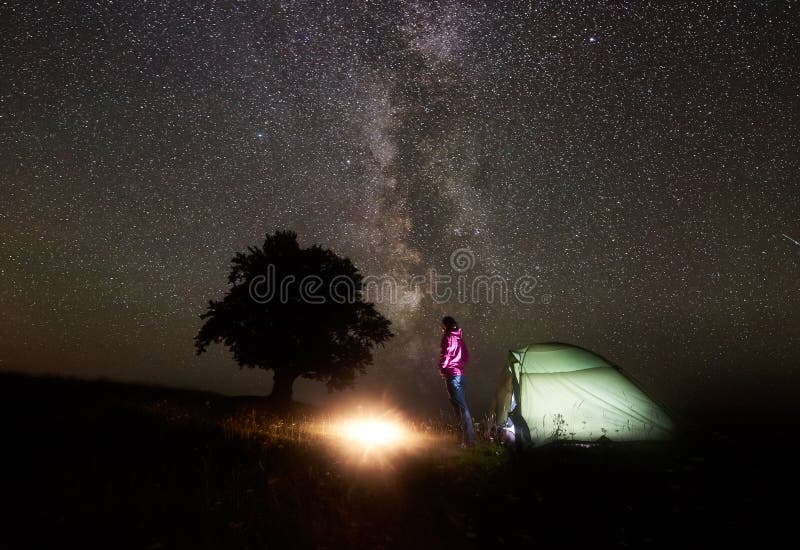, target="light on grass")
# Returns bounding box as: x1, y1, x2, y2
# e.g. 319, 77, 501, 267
336, 419, 406, 446
320, 407, 425, 468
